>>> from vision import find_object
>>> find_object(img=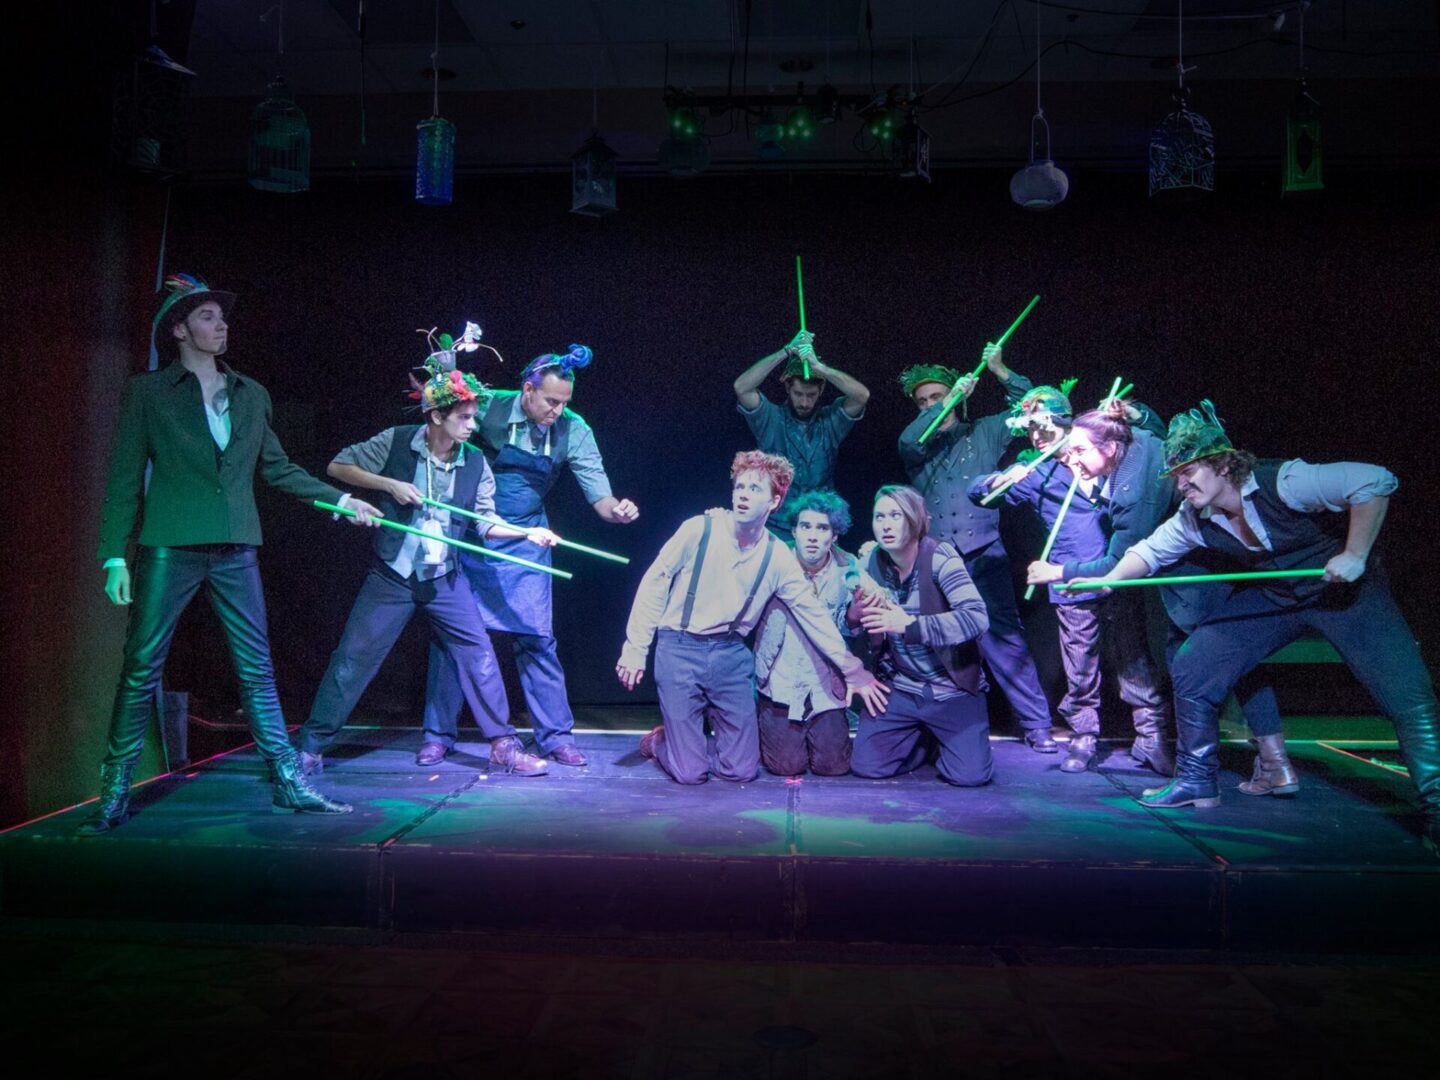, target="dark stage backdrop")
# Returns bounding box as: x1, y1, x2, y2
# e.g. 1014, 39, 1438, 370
4, 166, 1438, 825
